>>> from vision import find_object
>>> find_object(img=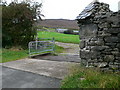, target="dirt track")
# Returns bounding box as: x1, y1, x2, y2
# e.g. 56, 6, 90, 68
55, 42, 80, 55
